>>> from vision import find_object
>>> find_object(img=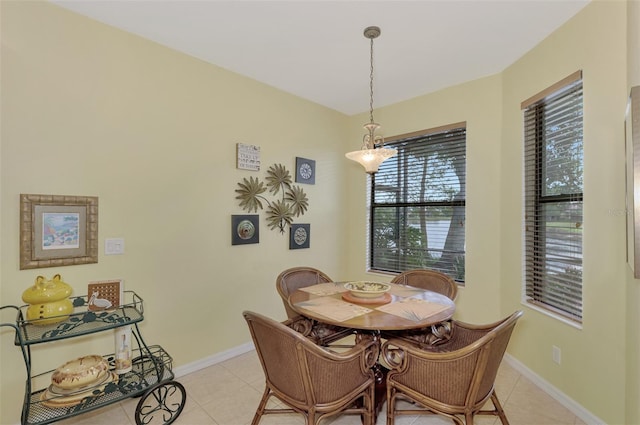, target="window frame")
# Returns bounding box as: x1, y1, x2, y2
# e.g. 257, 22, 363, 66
367, 123, 467, 281
521, 71, 584, 324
